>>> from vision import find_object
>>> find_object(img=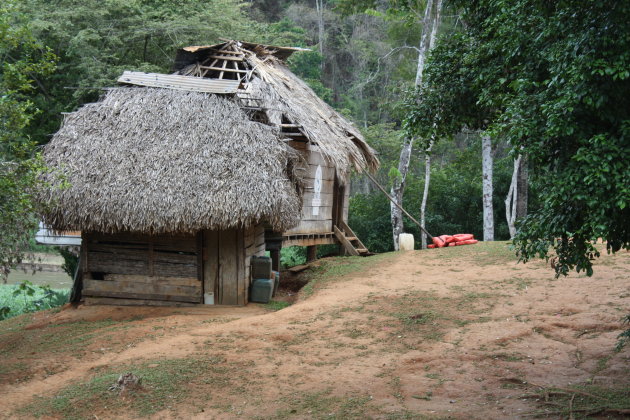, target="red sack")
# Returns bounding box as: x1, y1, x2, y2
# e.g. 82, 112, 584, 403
430, 234, 477, 248
432, 236, 447, 248
454, 239, 478, 246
